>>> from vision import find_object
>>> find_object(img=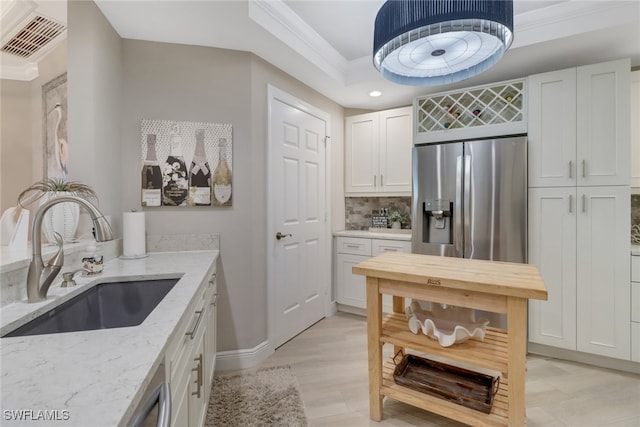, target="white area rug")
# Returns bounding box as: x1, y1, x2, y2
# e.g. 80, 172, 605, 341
206, 365, 308, 427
